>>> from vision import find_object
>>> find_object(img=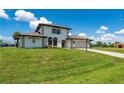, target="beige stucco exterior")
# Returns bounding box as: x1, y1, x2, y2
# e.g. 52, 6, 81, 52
20, 36, 45, 48
19, 24, 91, 48
38, 26, 68, 48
